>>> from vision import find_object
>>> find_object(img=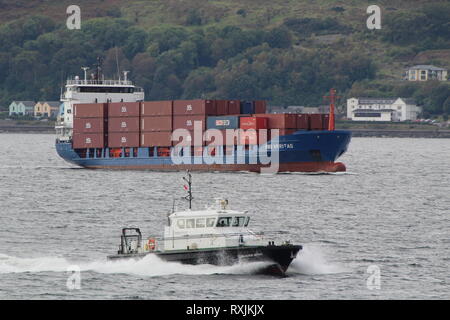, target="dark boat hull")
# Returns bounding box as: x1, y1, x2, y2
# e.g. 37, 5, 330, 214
107, 245, 302, 276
